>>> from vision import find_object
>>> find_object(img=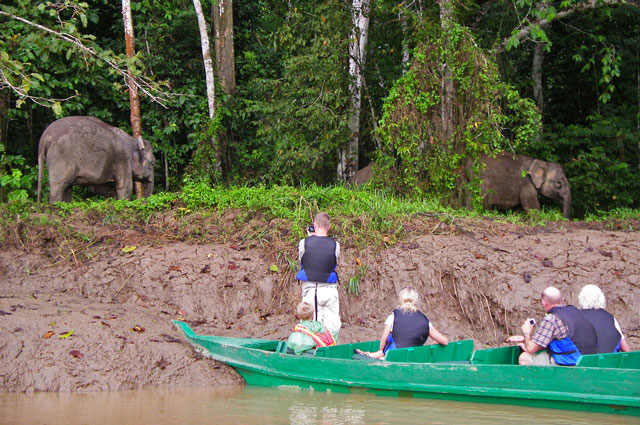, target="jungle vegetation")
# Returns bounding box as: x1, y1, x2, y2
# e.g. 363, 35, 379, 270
1, 0, 639, 219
